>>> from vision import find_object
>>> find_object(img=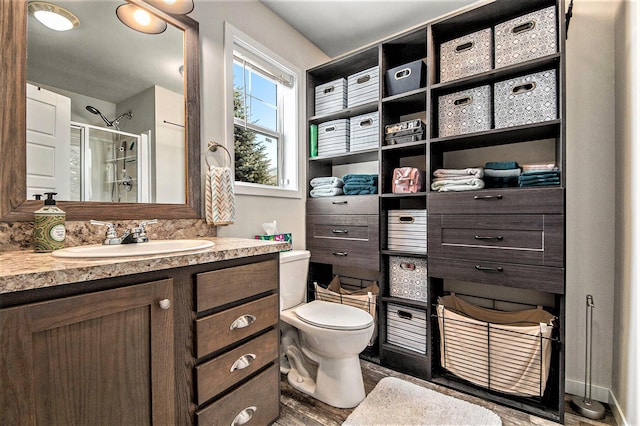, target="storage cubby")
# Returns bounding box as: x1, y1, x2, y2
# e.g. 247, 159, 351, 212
305, 0, 566, 421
